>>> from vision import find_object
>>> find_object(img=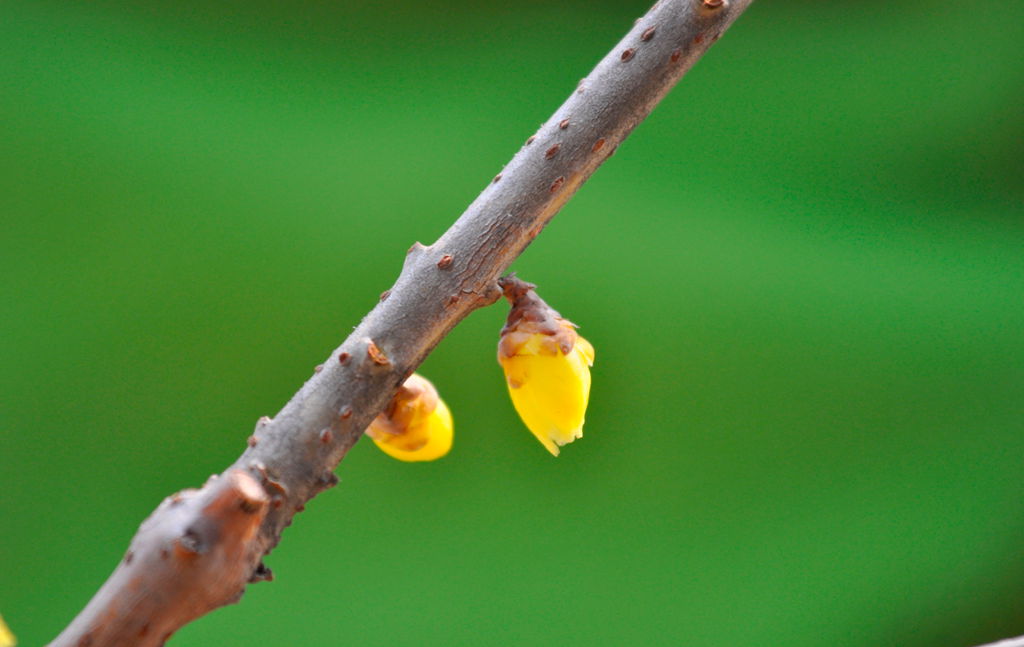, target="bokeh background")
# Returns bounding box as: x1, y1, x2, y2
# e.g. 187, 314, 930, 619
2, 1, 1022, 645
